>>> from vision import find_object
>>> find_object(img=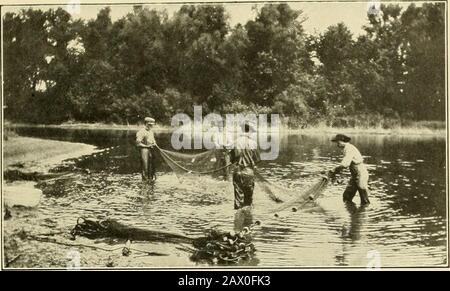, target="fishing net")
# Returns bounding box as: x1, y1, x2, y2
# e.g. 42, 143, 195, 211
155, 146, 332, 211
156, 146, 230, 176
270, 176, 330, 214
191, 221, 260, 265
69, 217, 259, 265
